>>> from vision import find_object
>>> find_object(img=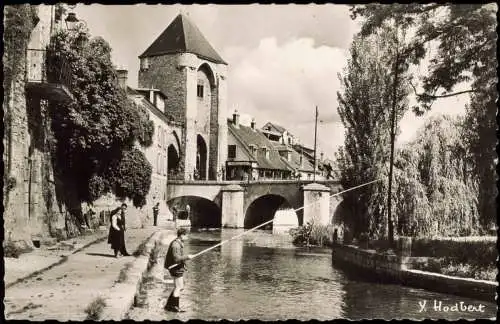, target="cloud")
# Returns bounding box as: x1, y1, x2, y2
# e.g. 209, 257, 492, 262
224, 37, 348, 158
72, 4, 469, 160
